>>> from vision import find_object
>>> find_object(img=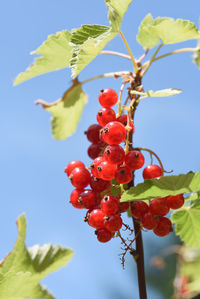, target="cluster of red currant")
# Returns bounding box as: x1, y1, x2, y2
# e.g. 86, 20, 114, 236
65, 88, 184, 243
